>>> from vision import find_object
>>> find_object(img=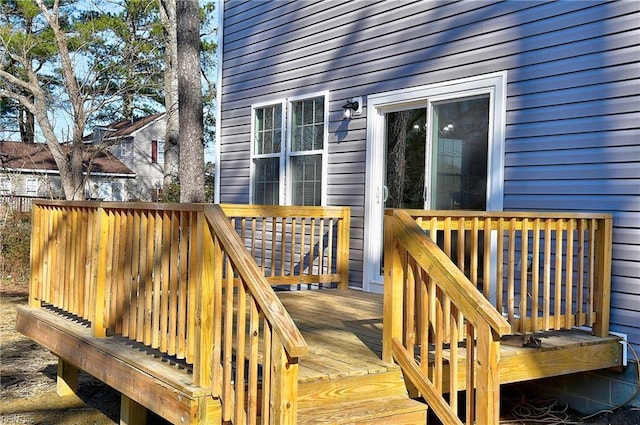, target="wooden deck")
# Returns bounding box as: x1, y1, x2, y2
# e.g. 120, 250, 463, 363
282, 289, 621, 389
17, 202, 620, 425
